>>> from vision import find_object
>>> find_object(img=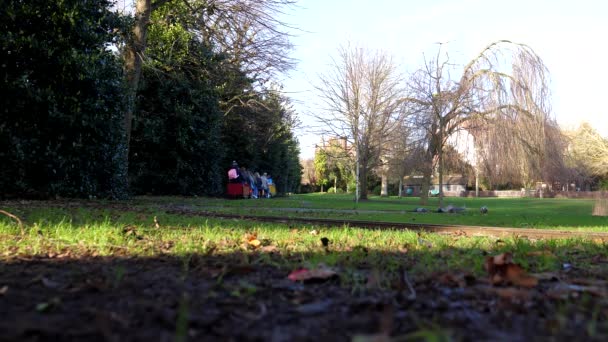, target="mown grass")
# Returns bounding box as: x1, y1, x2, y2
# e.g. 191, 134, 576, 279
129, 193, 608, 230
2, 204, 607, 279
2, 198, 608, 341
